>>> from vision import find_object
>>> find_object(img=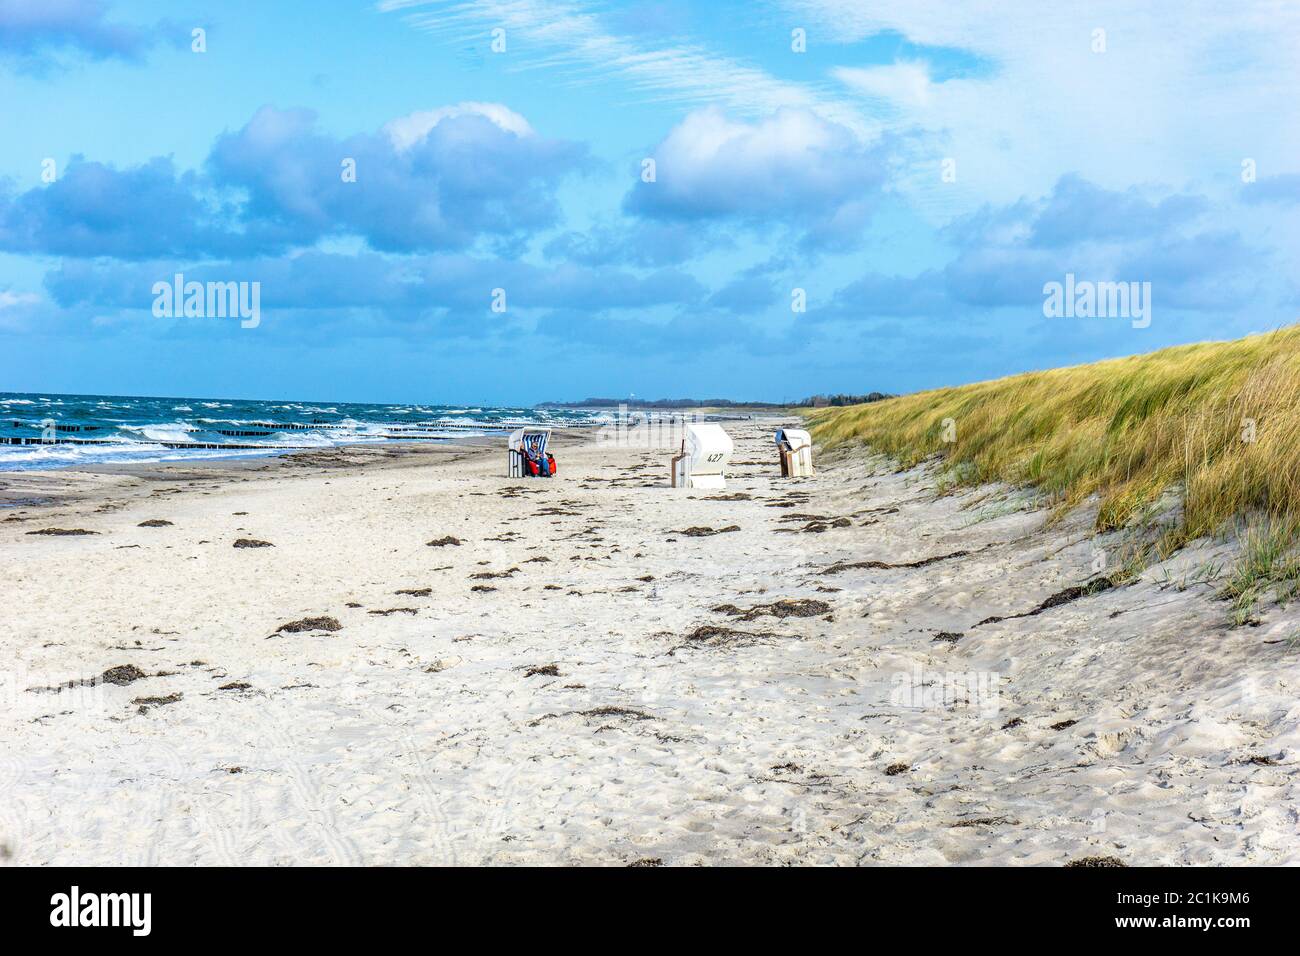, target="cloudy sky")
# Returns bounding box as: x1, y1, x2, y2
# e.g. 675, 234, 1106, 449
1, 0, 1298, 404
